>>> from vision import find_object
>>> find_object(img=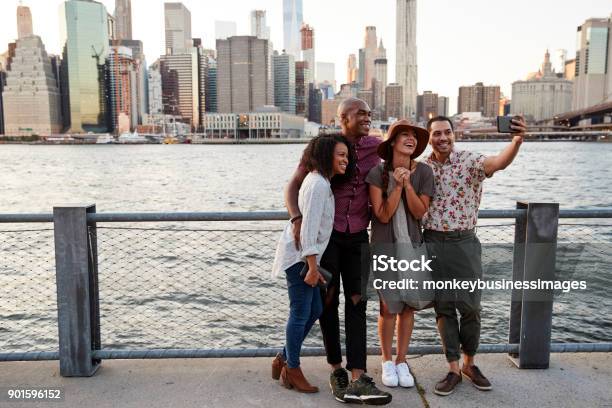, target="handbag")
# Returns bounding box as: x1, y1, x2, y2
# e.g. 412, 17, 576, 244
299, 263, 333, 289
